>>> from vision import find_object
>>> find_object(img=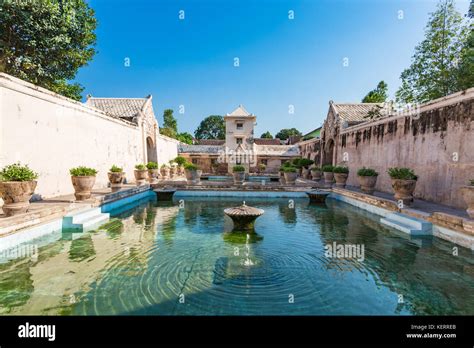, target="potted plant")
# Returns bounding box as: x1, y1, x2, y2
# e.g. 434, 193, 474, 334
232, 165, 246, 185
279, 166, 286, 184
174, 156, 187, 176
357, 167, 378, 194
322, 165, 335, 186
169, 160, 178, 178
134, 164, 148, 186
299, 159, 314, 179
282, 166, 298, 185
292, 158, 303, 176
108, 165, 124, 192
333, 166, 349, 188
0, 163, 38, 216
388, 167, 418, 205
146, 162, 160, 184
311, 167, 322, 181
258, 163, 266, 174
70, 166, 97, 201
184, 163, 201, 184
460, 179, 474, 218
160, 164, 170, 179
